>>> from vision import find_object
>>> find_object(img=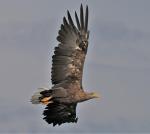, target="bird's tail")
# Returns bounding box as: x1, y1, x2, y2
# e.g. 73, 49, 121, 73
31, 88, 53, 105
